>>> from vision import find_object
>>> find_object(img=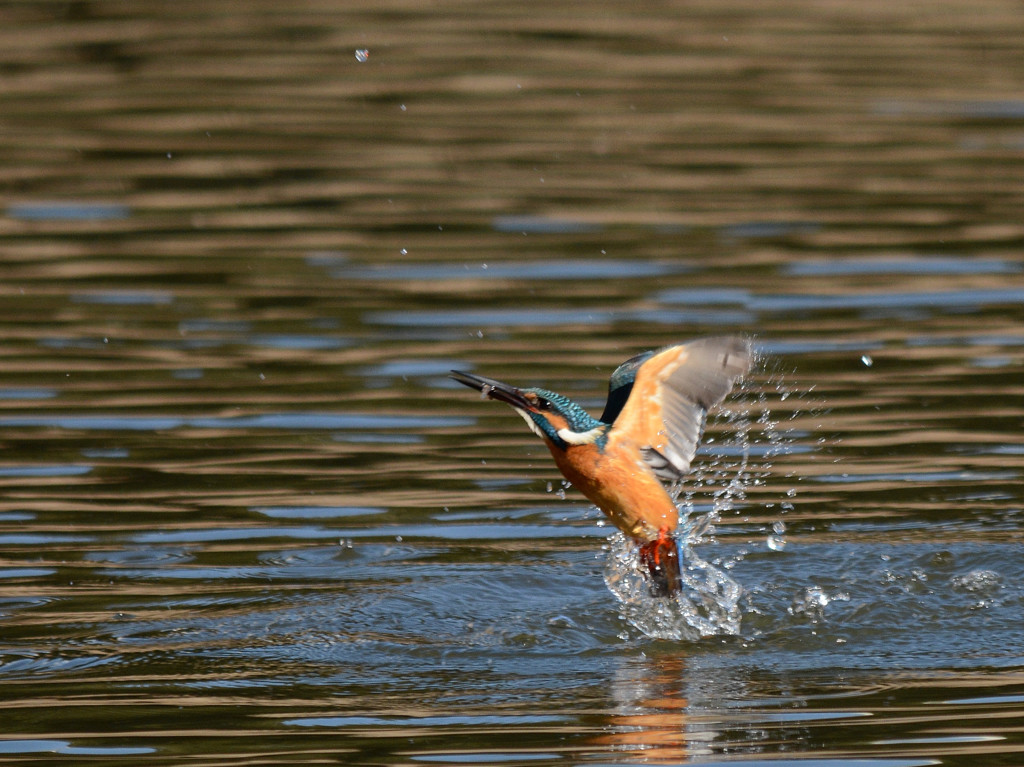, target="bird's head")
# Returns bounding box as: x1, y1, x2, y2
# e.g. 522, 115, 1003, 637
450, 370, 606, 451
